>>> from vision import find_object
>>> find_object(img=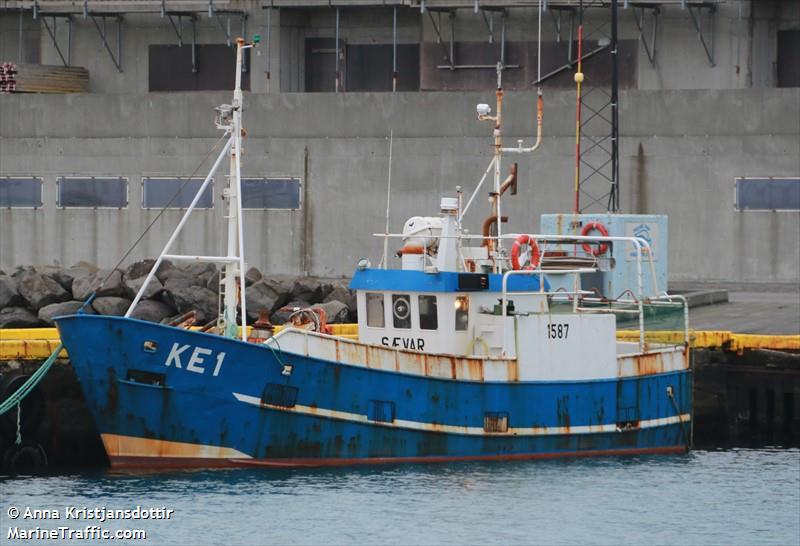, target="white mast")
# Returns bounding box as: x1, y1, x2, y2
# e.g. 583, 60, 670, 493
222, 37, 248, 340
126, 37, 256, 342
